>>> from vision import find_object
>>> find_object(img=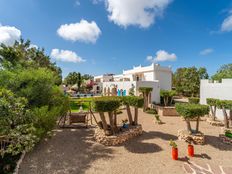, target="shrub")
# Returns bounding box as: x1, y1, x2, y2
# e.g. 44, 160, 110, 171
145, 108, 158, 115
176, 103, 209, 133
188, 97, 200, 104
92, 97, 121, 112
